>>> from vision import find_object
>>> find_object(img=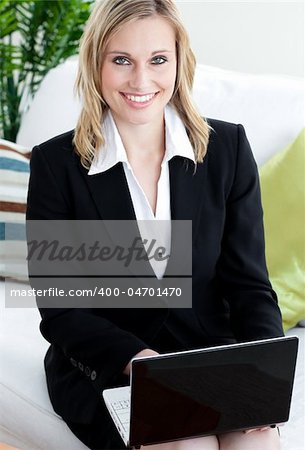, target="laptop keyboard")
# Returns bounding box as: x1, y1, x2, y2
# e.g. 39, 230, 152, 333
111, 398, 130, 433
112, 399, 130, 411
